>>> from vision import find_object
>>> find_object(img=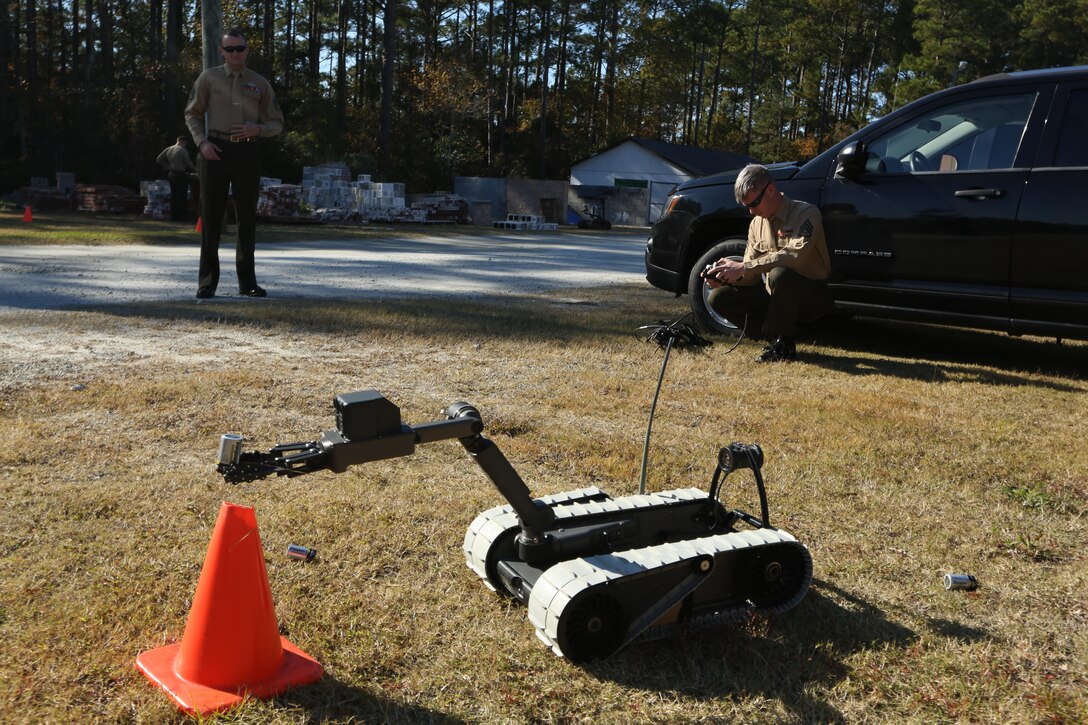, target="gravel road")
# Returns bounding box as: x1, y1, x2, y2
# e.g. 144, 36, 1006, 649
0, 229, 649, 309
